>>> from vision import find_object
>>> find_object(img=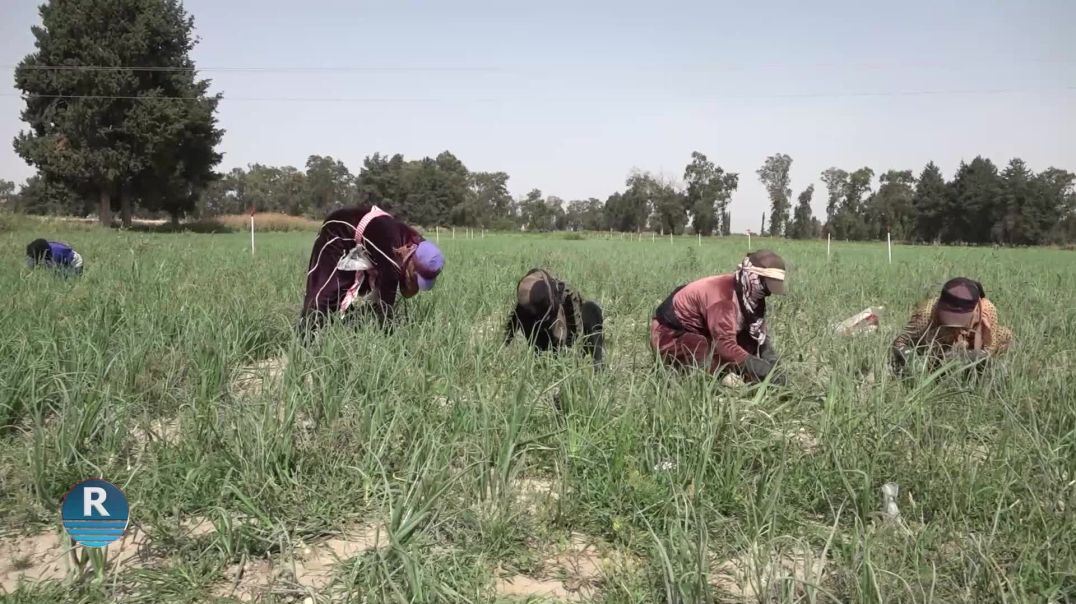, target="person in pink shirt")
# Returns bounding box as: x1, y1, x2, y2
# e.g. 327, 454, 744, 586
650, 250, 787, 385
